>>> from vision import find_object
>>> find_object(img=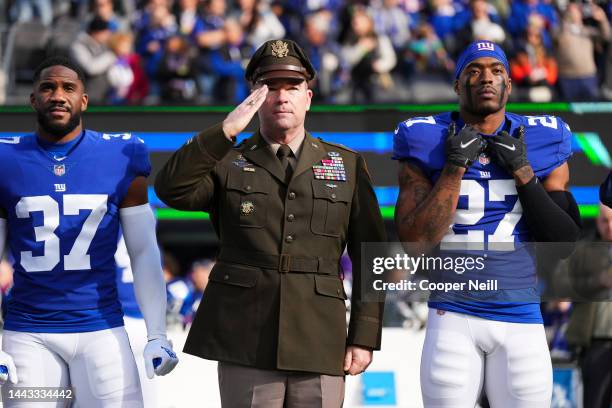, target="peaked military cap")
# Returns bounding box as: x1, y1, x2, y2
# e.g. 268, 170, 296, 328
245, 39, 316, 84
